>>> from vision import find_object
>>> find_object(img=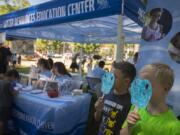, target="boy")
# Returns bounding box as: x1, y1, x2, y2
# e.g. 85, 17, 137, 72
0, 69, 19, 135
95, 62, 136, 135
120, 63, 180, 135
